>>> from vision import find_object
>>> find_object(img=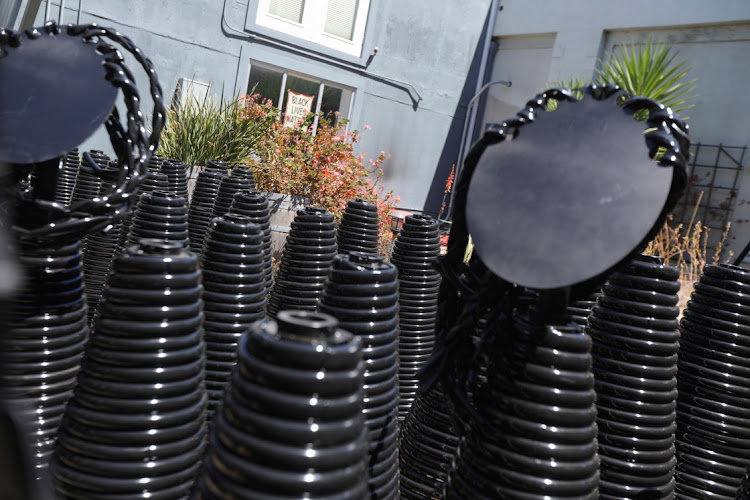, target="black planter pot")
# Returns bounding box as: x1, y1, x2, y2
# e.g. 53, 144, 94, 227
269, 207, 337, 318
212, 174, 252, 220
337, 198, 380, 255
230, 190, 273, 294
399, 382, 461, 499
391, 215, 441, 419
125, 190, 189, 249
55, 149, 80, 206
188, 170, 224, 254
676, 264, 750, 499
588, 255, 680, 499
319, 253, 400, 500
0, 240, 89, 478
50, 239, 207, 499
194, 310, 368, 499
200, 214, 266, 420
444, 317, 600, 499
160, 159, 189, 199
